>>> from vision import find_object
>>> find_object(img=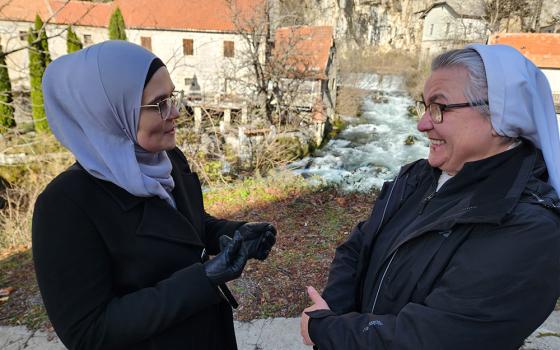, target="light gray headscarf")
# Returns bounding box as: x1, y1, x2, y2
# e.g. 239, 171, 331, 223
42, 40, 175, 206
469, 44, 560, 195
